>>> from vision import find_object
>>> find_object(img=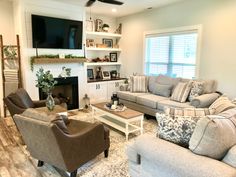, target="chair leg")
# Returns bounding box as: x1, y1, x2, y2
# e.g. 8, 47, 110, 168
37, 160, 44, 167
104, 149, 109, 158
70, 169, 77, 177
